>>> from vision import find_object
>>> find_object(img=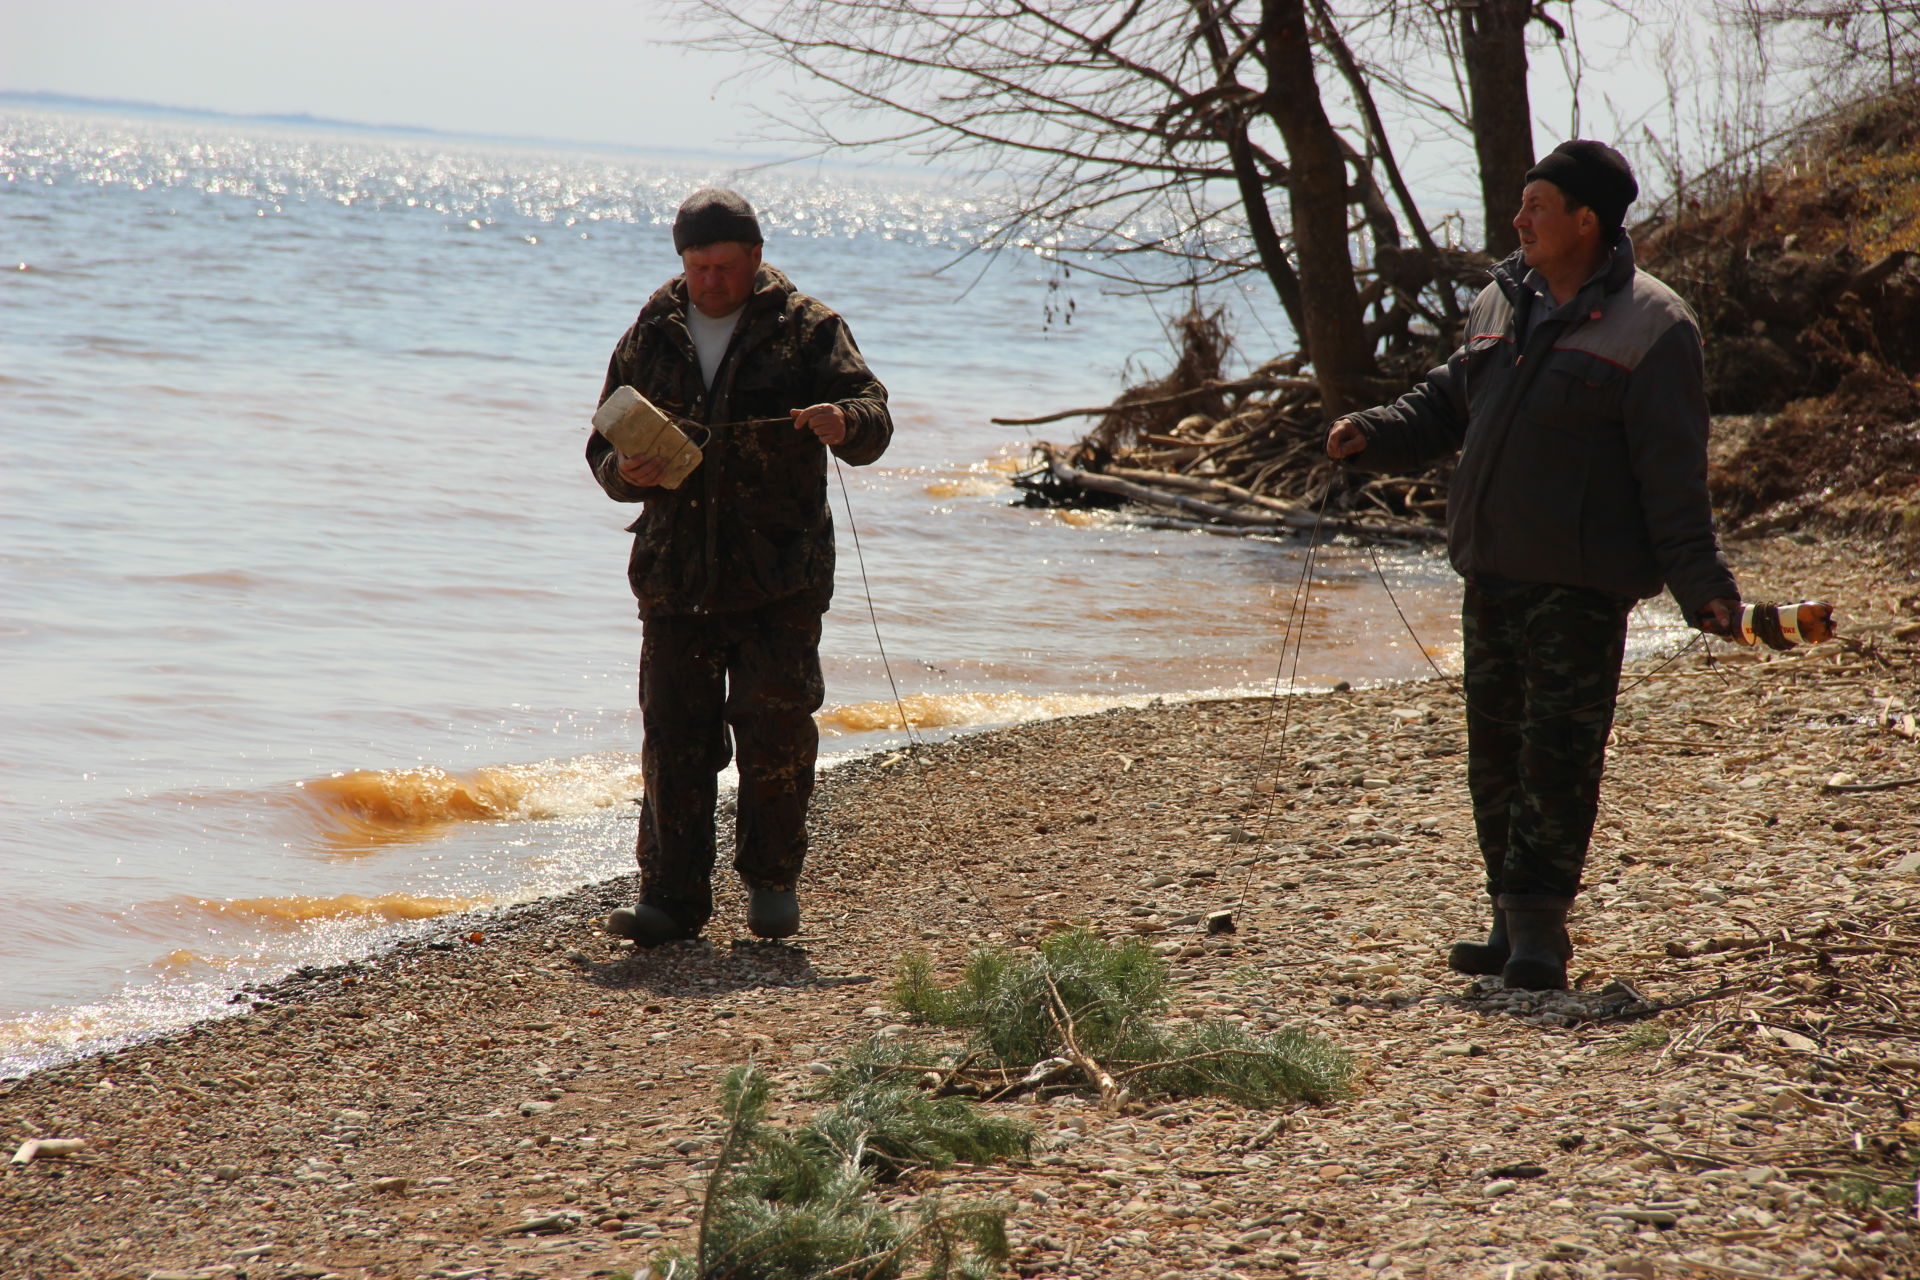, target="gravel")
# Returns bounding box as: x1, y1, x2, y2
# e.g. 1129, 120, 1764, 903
2, 532, 1917, 1280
